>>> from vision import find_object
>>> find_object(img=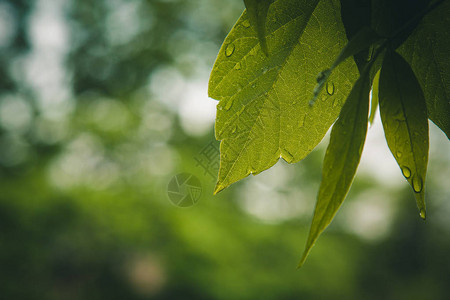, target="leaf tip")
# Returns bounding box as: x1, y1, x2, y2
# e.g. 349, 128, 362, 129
213, 183, 226, 195
297, 248, 311, 269
419, 208, 426, 220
